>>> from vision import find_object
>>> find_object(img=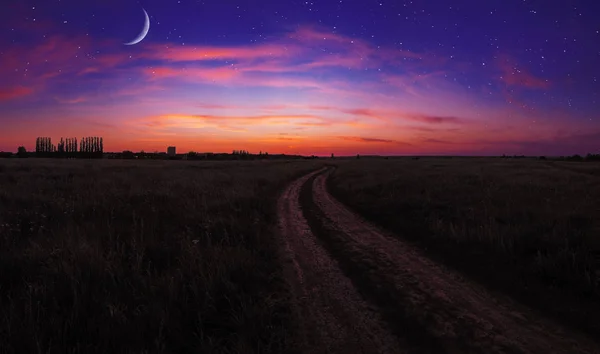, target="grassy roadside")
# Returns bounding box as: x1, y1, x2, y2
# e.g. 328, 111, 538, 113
0, 159, 324, 354
328, 158, 600, 338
